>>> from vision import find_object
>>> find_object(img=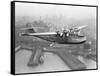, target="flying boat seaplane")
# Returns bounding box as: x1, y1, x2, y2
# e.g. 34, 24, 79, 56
19, 25, 87, 47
